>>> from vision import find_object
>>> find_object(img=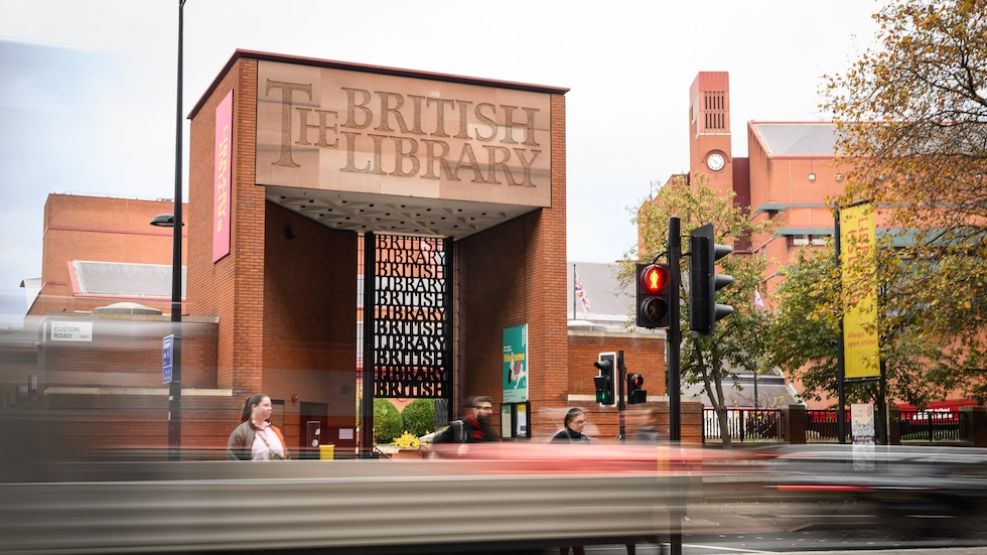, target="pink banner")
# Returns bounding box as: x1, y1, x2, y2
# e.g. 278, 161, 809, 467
212, 90, 233, 262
